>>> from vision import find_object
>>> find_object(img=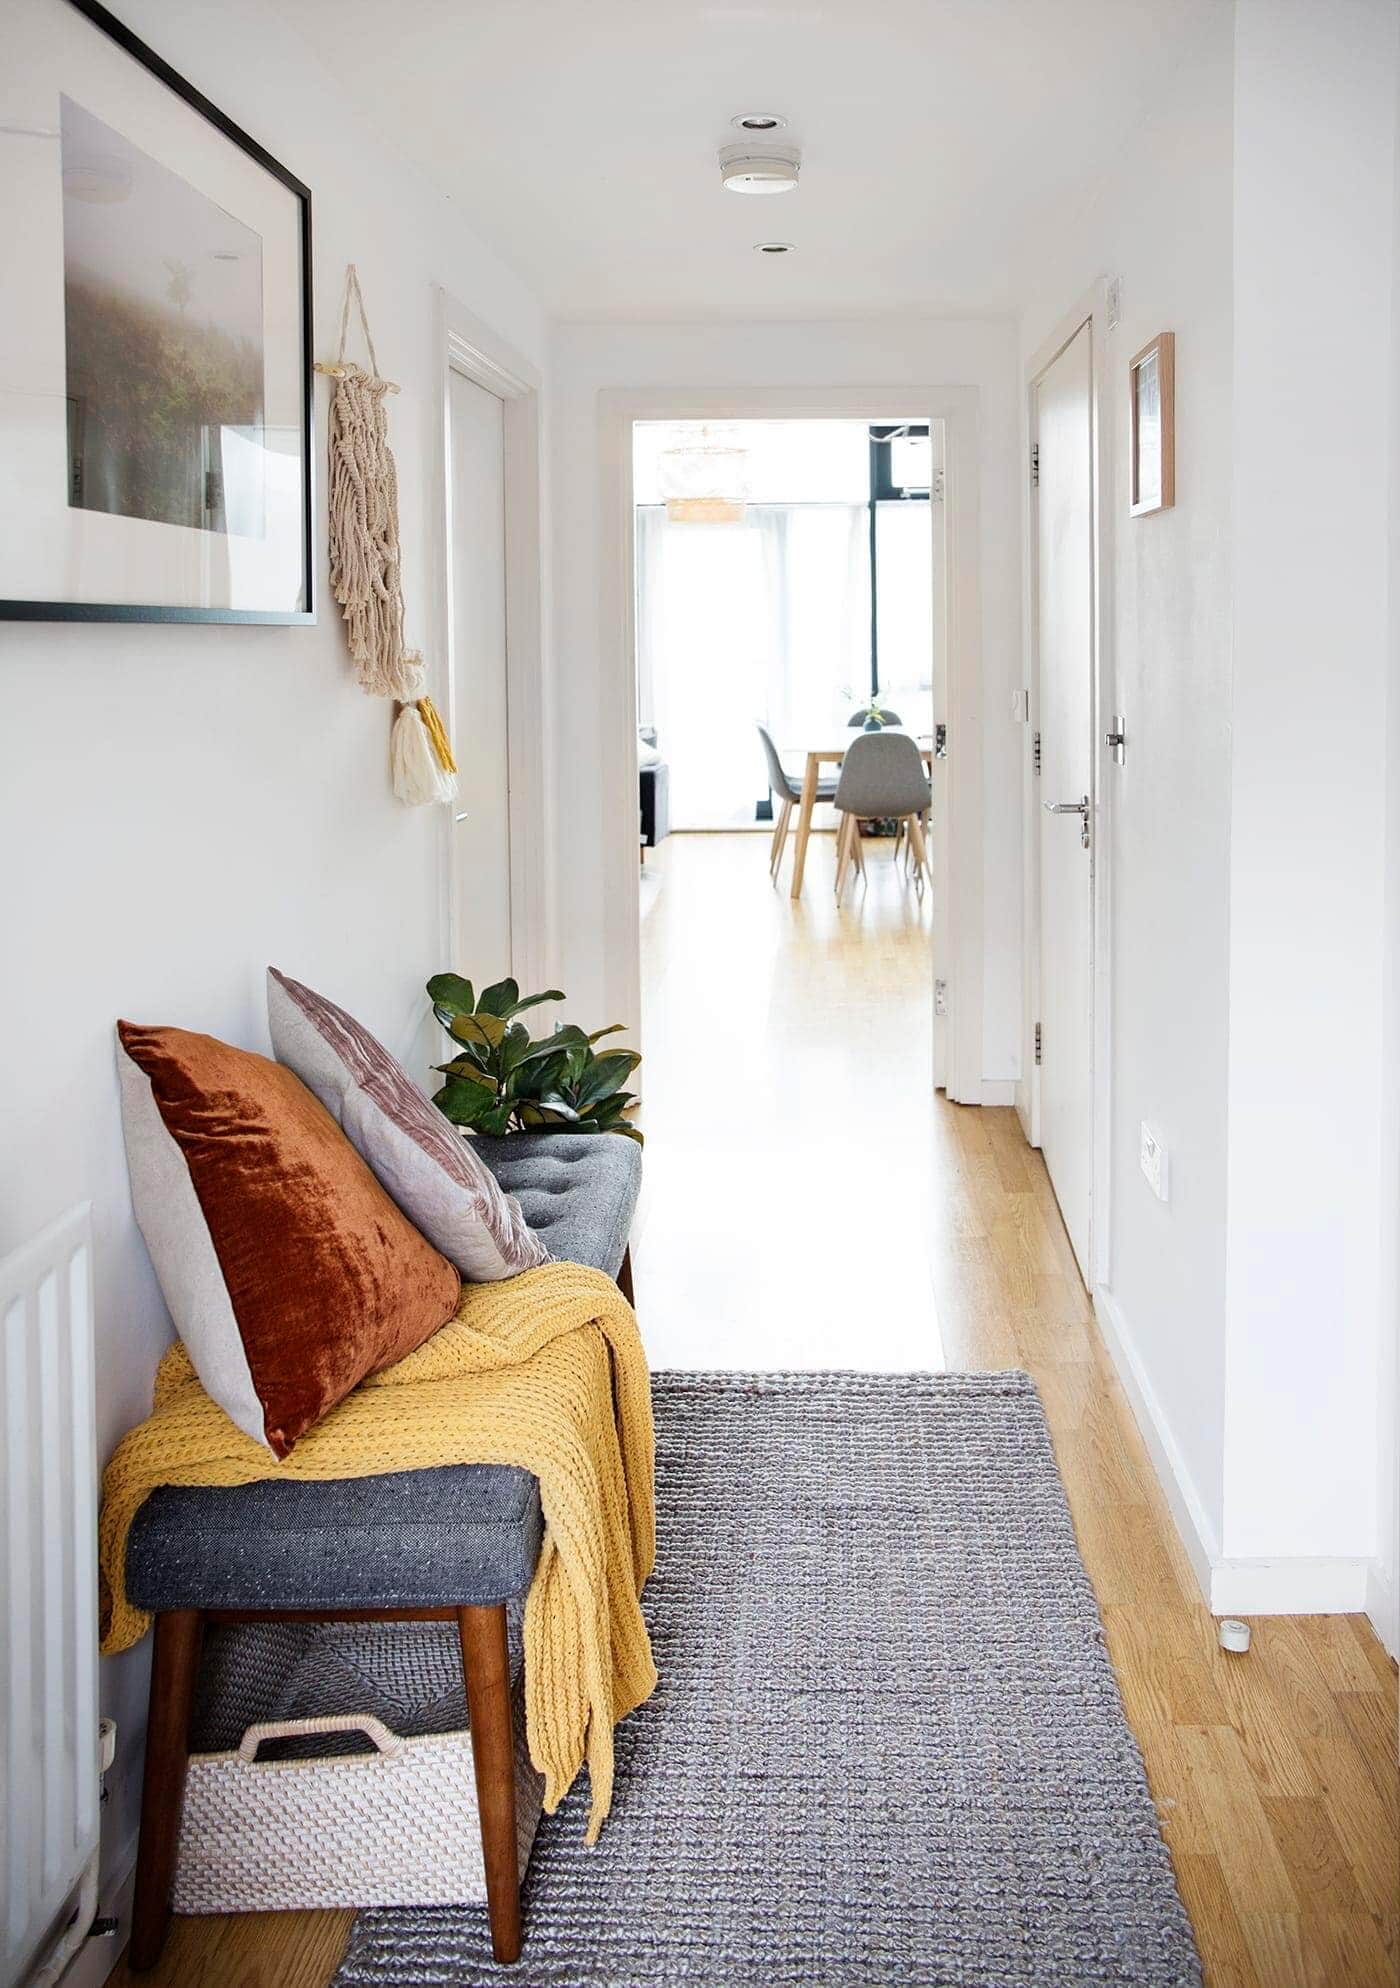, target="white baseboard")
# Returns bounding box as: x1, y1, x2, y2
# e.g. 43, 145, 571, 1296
1209, 1556, 1371, 1616
978, 1079, 1018, 1107
1092, 1287, 1218, 1603
1093, 1286, 1390, 1624
1366, 1557, 1399, 1658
